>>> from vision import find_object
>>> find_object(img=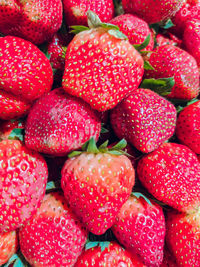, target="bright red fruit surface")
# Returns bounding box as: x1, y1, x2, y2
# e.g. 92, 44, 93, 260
0, 231, 18, 265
